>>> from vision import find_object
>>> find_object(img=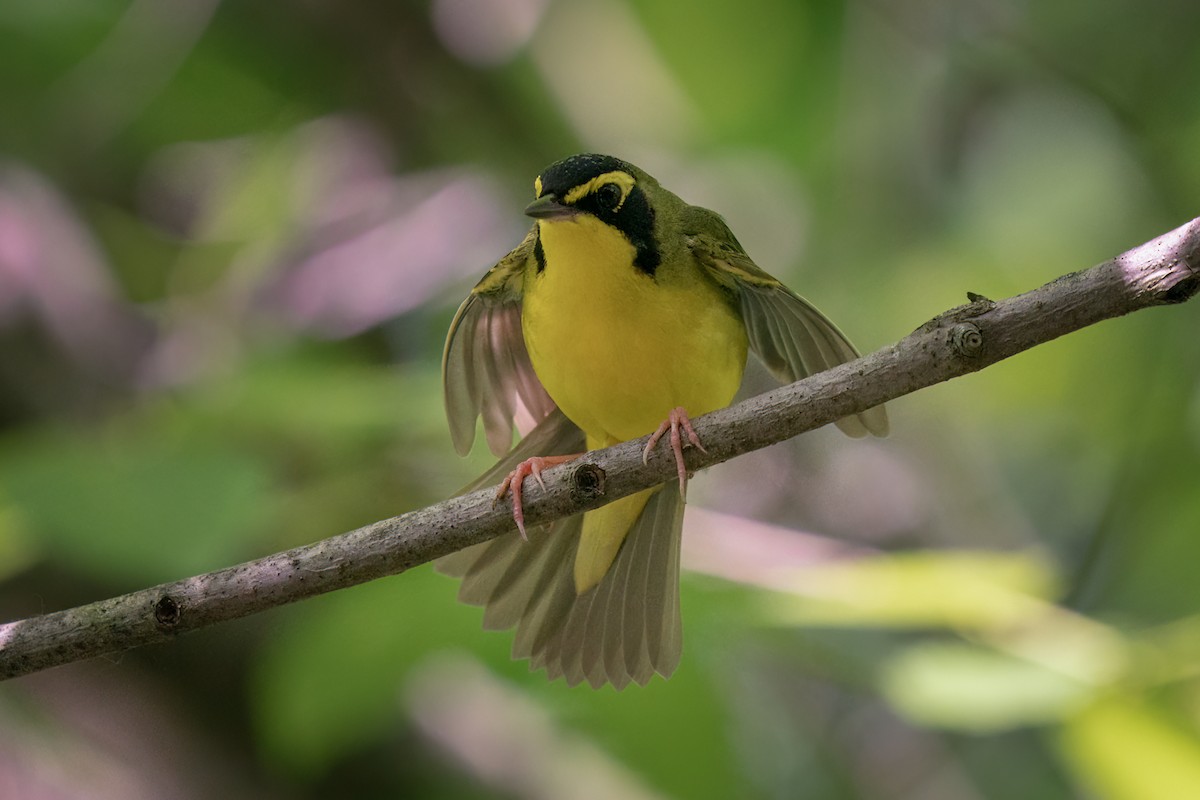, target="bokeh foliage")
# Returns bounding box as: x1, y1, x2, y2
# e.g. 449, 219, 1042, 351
2, 0, 1200, 797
